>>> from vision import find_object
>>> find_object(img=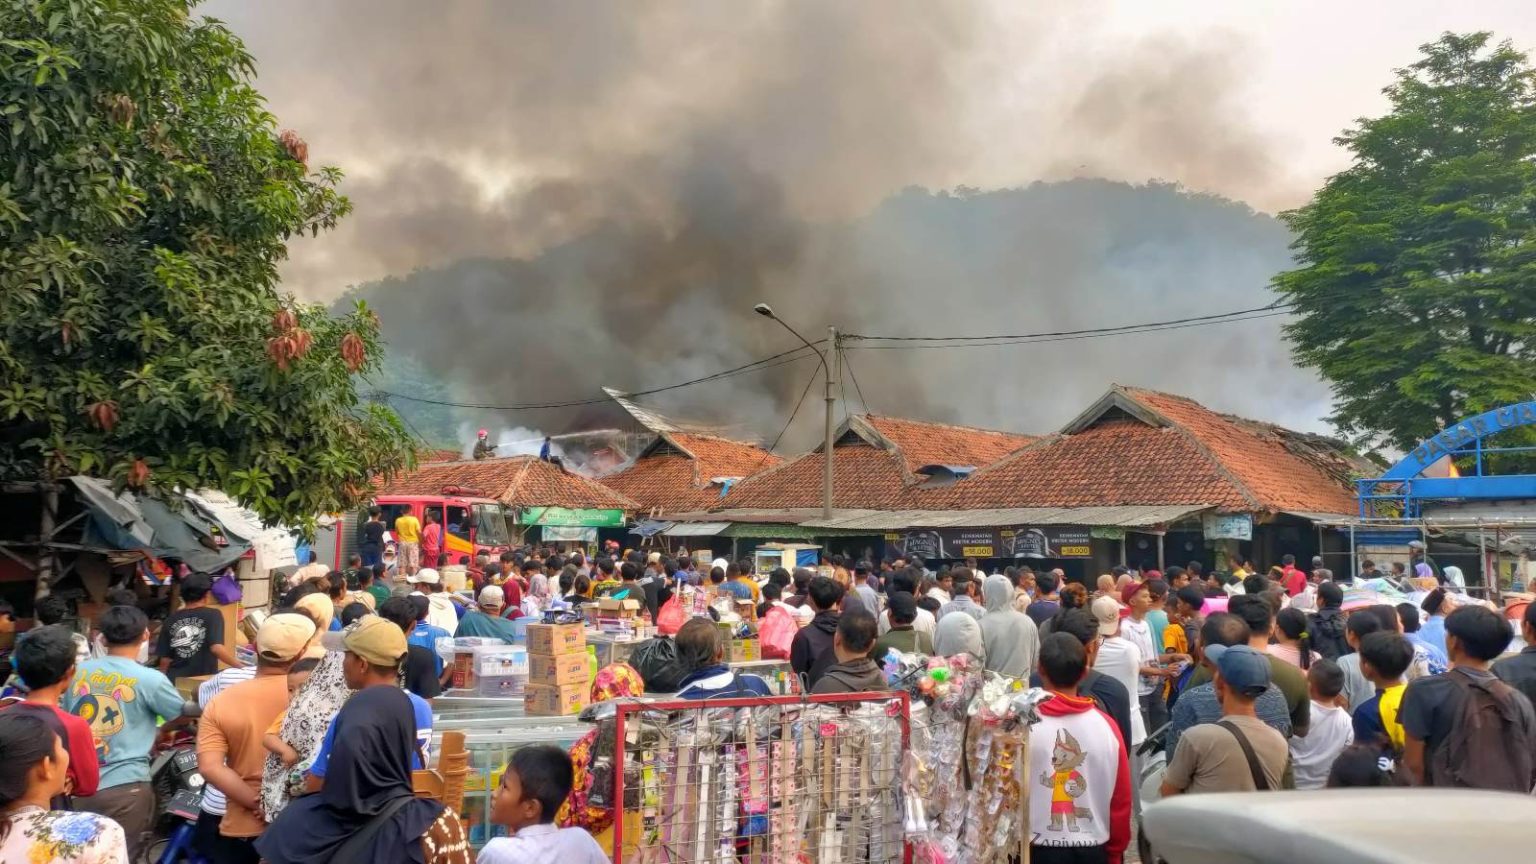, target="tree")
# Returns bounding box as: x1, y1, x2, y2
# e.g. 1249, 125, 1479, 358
0, 0, 414, 534
1275, 32, 1536, 471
